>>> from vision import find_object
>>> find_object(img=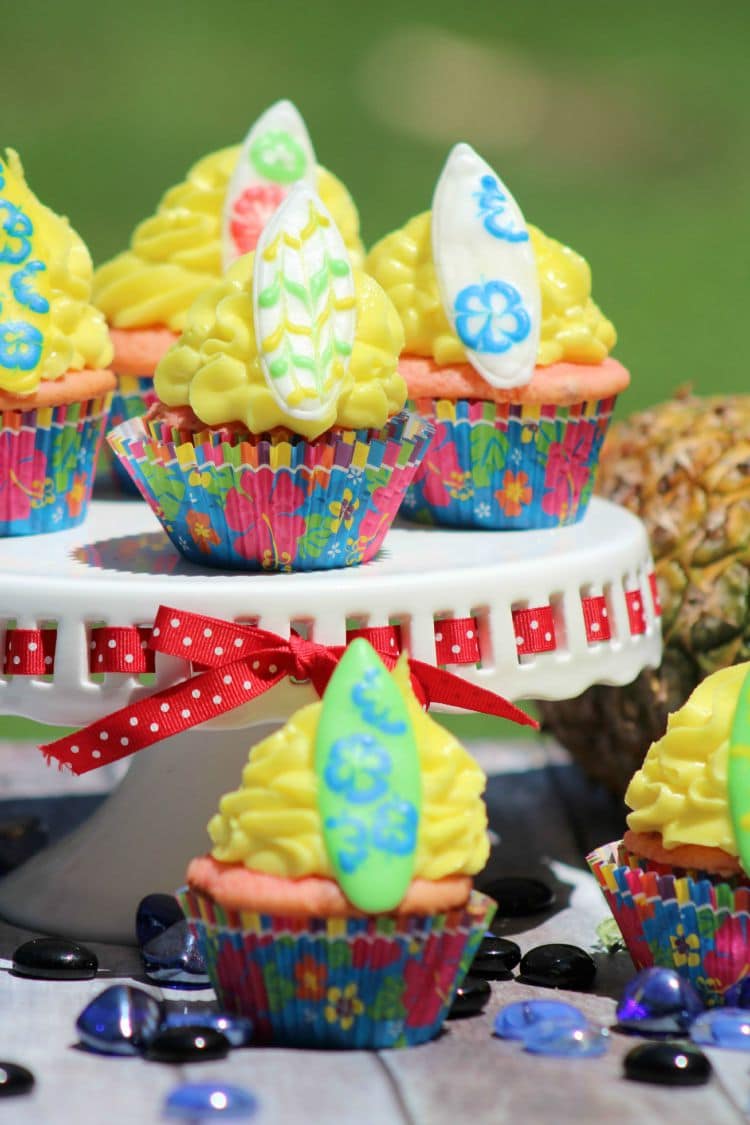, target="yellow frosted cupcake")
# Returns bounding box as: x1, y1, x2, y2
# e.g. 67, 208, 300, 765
108, 184, 431, 570
0, 149, 114, 534
93, 103, 364, 491
589, 663, 750, 1003
179, 639, 496, 1047
367, 143, 628, 529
